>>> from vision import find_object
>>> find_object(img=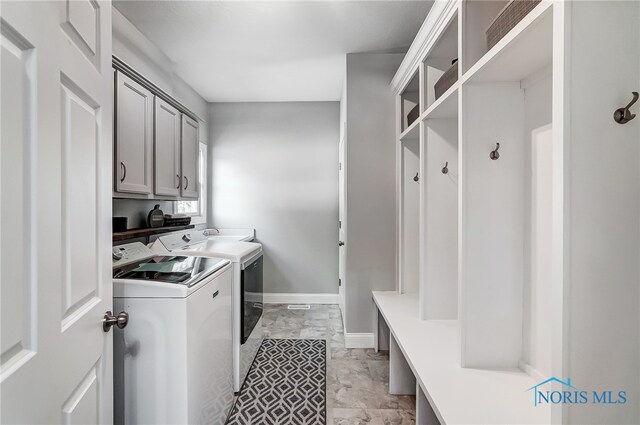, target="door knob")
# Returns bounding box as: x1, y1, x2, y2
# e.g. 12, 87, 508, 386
103, 311, 129, 332
338, 241, 345, 246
